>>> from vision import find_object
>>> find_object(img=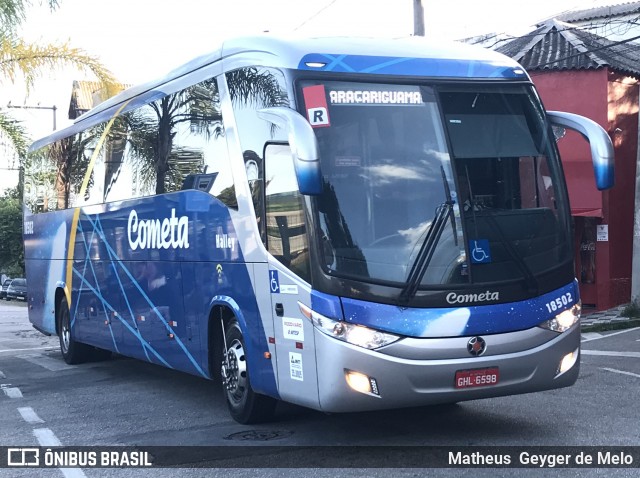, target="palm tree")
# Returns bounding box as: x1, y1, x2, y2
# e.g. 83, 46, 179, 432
121, 79, 223, 195
148, 80, 223, 194
0, 0, 119, 157
227, 66, 289, 136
